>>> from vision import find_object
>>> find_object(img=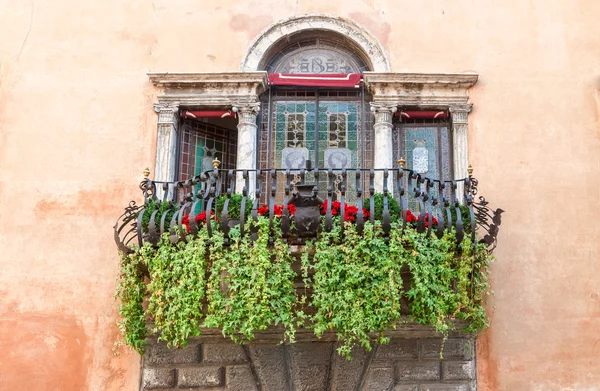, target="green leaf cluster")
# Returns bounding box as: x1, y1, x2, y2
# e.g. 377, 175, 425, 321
115, 213, 493, 358
215, 194, 253, 220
